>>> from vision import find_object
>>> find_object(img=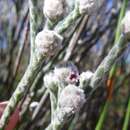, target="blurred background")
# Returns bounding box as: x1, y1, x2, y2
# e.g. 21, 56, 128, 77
0, 0, 130, 130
